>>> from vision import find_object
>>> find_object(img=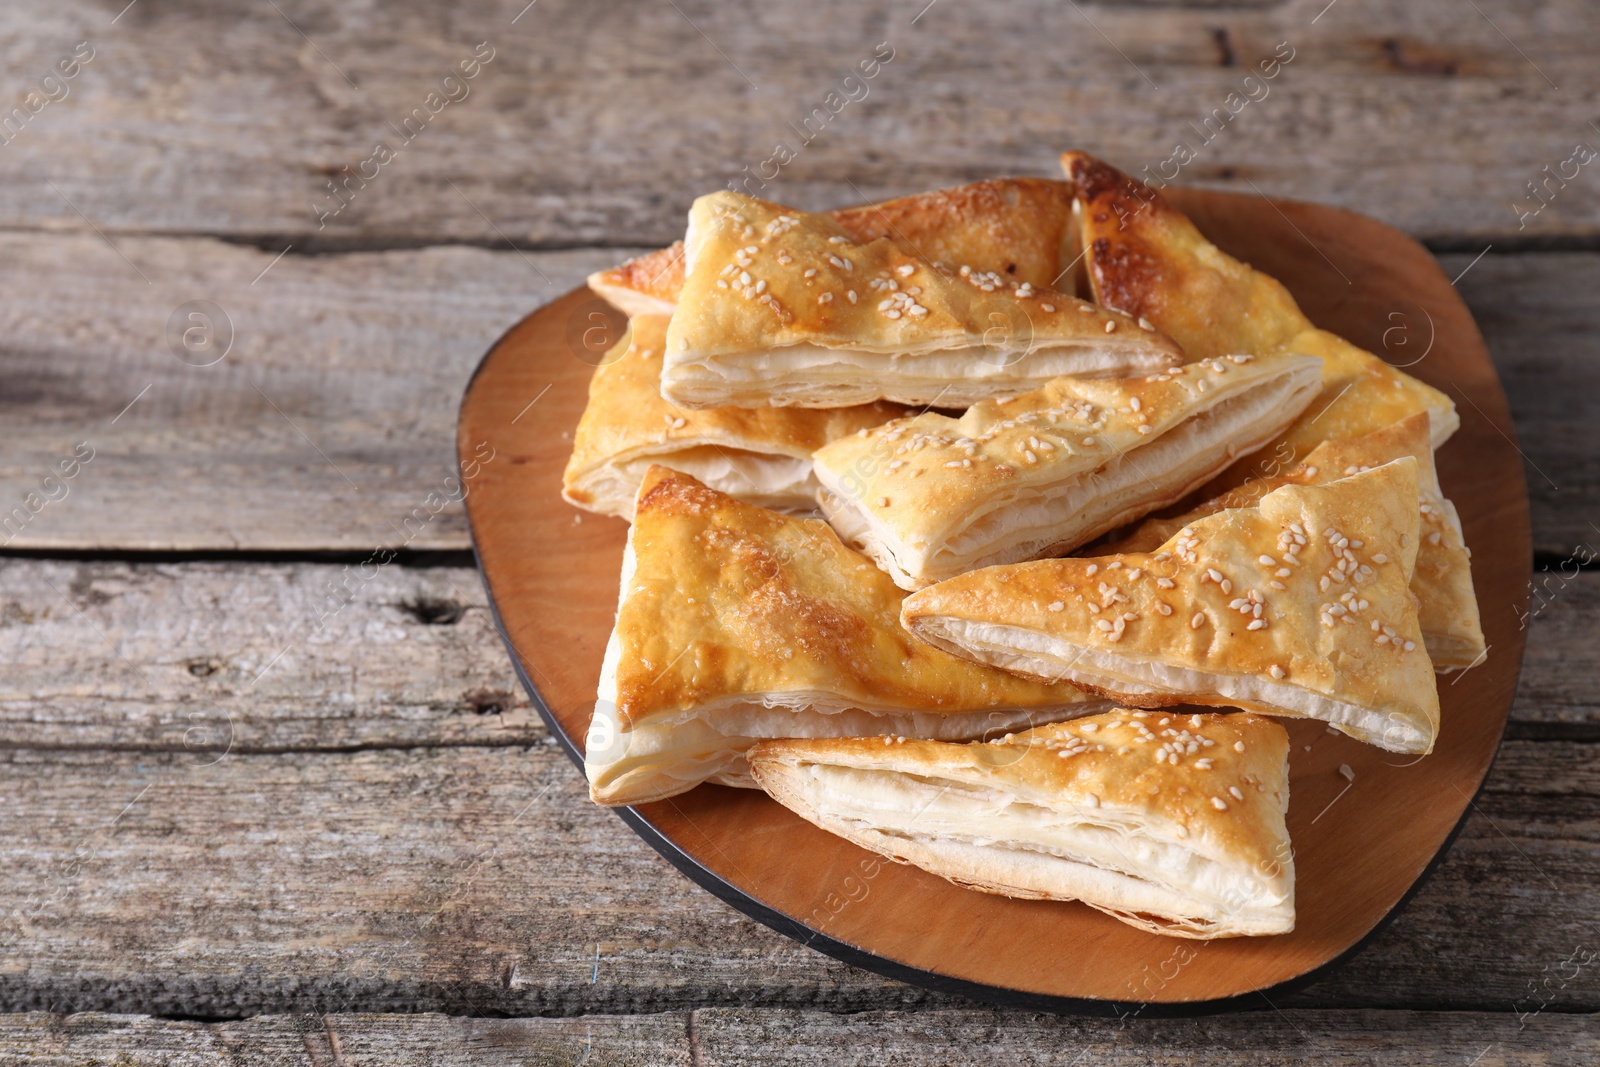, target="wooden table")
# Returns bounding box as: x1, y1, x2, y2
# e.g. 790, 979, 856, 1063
1, 1, 1595, 1061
